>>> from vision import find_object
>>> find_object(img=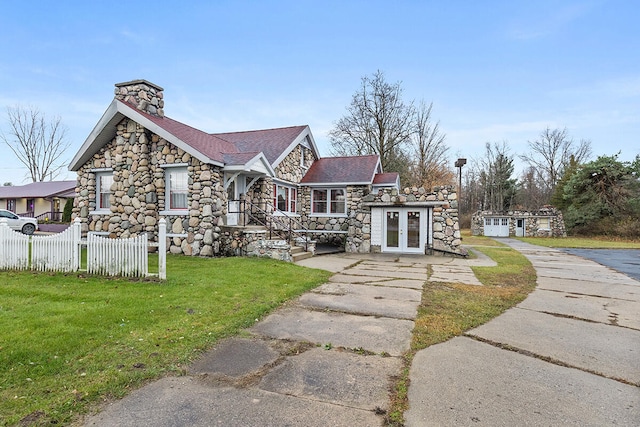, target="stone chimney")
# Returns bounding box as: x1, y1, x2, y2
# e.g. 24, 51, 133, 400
114, 79, 164, 117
